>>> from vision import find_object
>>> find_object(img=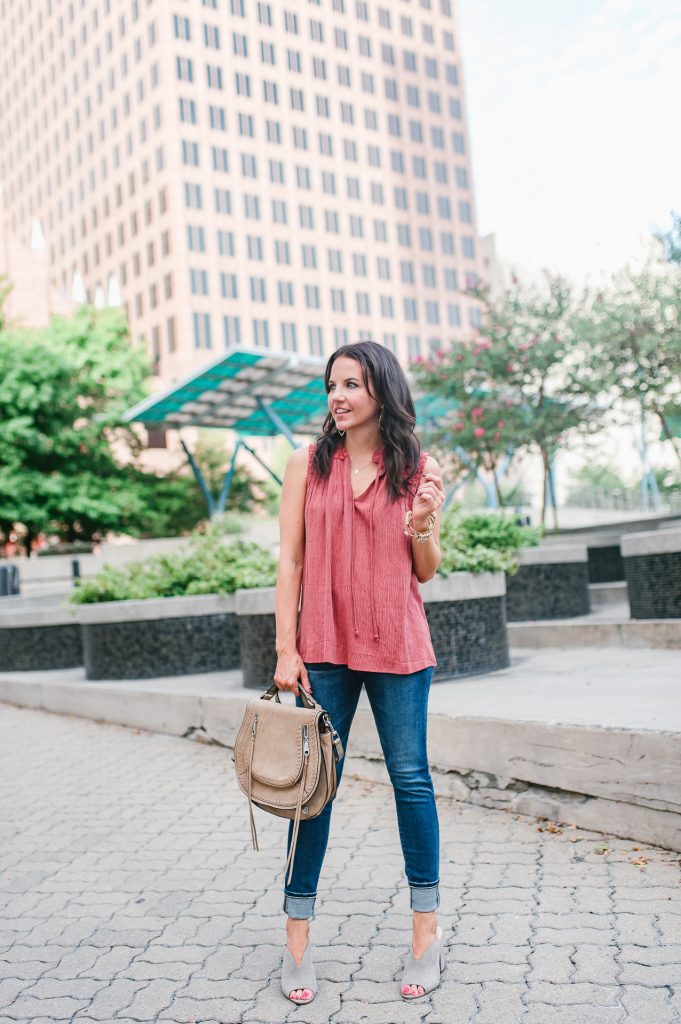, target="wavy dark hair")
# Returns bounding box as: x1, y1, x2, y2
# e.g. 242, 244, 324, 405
311, 341, 422, 503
